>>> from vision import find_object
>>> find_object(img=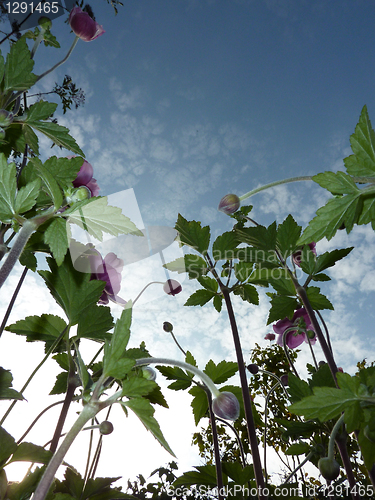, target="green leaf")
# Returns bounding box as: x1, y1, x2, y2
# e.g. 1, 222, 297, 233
73, 344, 90, 389
33, 158, 63, 209
285, 442, 310, 456
266, 295, 299, 325
233, 284, 259, 305
0, 368, 23, 401
277, 215, 302, 258
0, 155, 17, 222
7, 466, 45, 500
24, 100, 57, 122
43, 156, 84, 188
77, 305, 114, 342
4, 38, 37, 91
358, 427, 375, 470
185, 351, 197, 367
314, 247, 353, 274
213, 295, 223, 312
121, 398, 175, 456
156, 366, 193, 391
311, 273, 331, 282
309, 363, 336, 390
298, 245, 317, 276
64, 197, 143, 240
50, 372, 68, 395
234, 261, 254, 281
173, 465, 221, 488
276, 418, 320, 440
23, 124, 40, 155
306, 286, 333, 311
184, 289, 216, 307
163, 254, 208, 279
313, 171, 360, 195
268, 276, 296, 296
26, 120, 84, 156
14, 178, 41, 215
188, 385, 209, 425
287, 373, 313, 404
298, 194, 362, 244
197, 276, 218, 293
175, 214, 210, 254
204, 359, 238, 384
43, 217, 69, 266
212, 231, 239, 261
344, 105, 375, 177
38, 255, 105, 325
103, 307, 133, 378
0, 426, 17, 463
103, 358, 135, 380
0, 53, 4, 83
5, 314, 67, 351
120, 377, 157, 398
9, 443, 52, 464
221, 462, 254, 485
234, 247, 279, 267
235, 222, 277, 251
